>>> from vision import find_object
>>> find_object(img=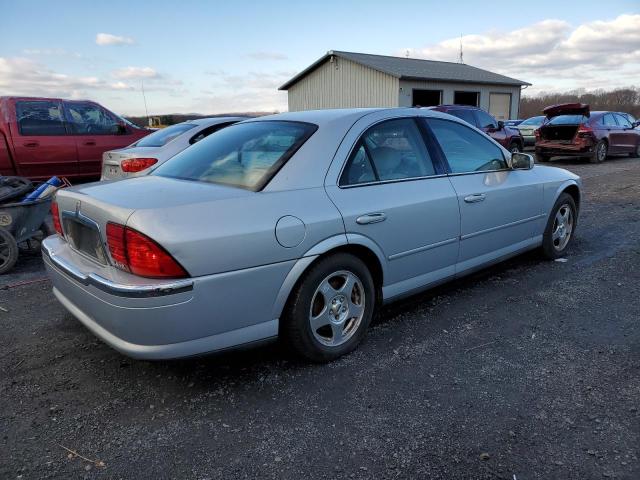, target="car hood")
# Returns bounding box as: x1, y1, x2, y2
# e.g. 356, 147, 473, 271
543, 103, 590, 118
